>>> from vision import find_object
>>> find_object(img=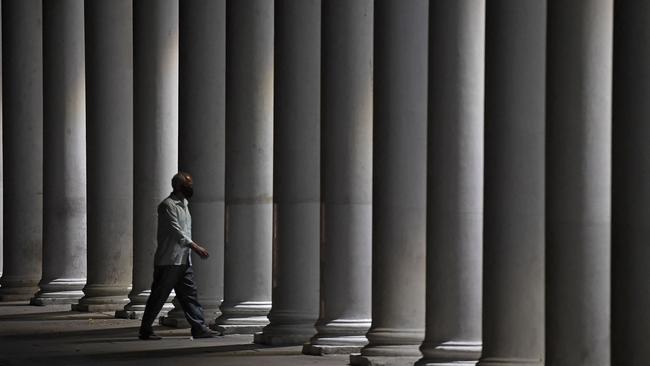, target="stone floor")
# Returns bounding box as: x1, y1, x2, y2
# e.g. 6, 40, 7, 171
0, 302, 349, 366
